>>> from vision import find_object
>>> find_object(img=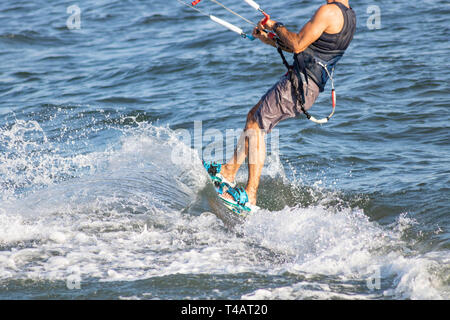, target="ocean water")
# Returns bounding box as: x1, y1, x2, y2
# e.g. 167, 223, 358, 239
0, 0, 449, 300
